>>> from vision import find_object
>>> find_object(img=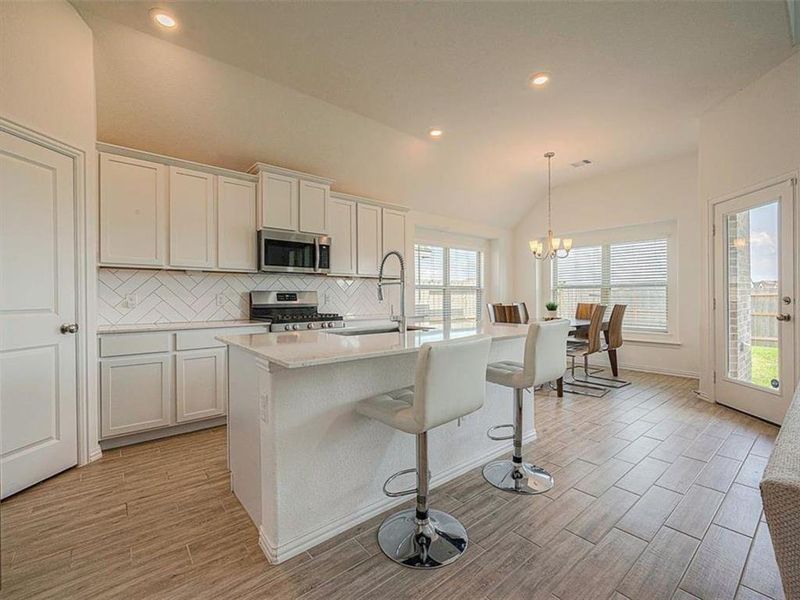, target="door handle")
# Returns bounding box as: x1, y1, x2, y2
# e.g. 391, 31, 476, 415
60, 323, 79, 334
776, 314, 792, 322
